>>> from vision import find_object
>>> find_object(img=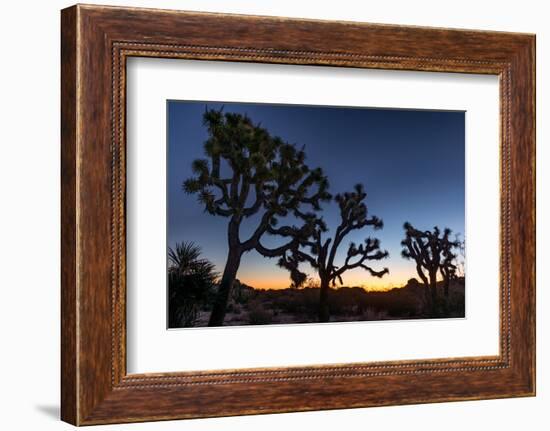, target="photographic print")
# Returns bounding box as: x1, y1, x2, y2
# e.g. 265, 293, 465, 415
167, 101, 465, 328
